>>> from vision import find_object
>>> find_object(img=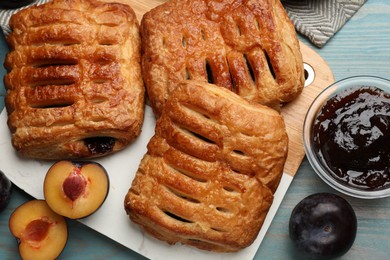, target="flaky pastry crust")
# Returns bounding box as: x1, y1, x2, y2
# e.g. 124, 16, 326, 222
124, 81, 288, 252
141, 0, 304, 117
4, 0, 144, 159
